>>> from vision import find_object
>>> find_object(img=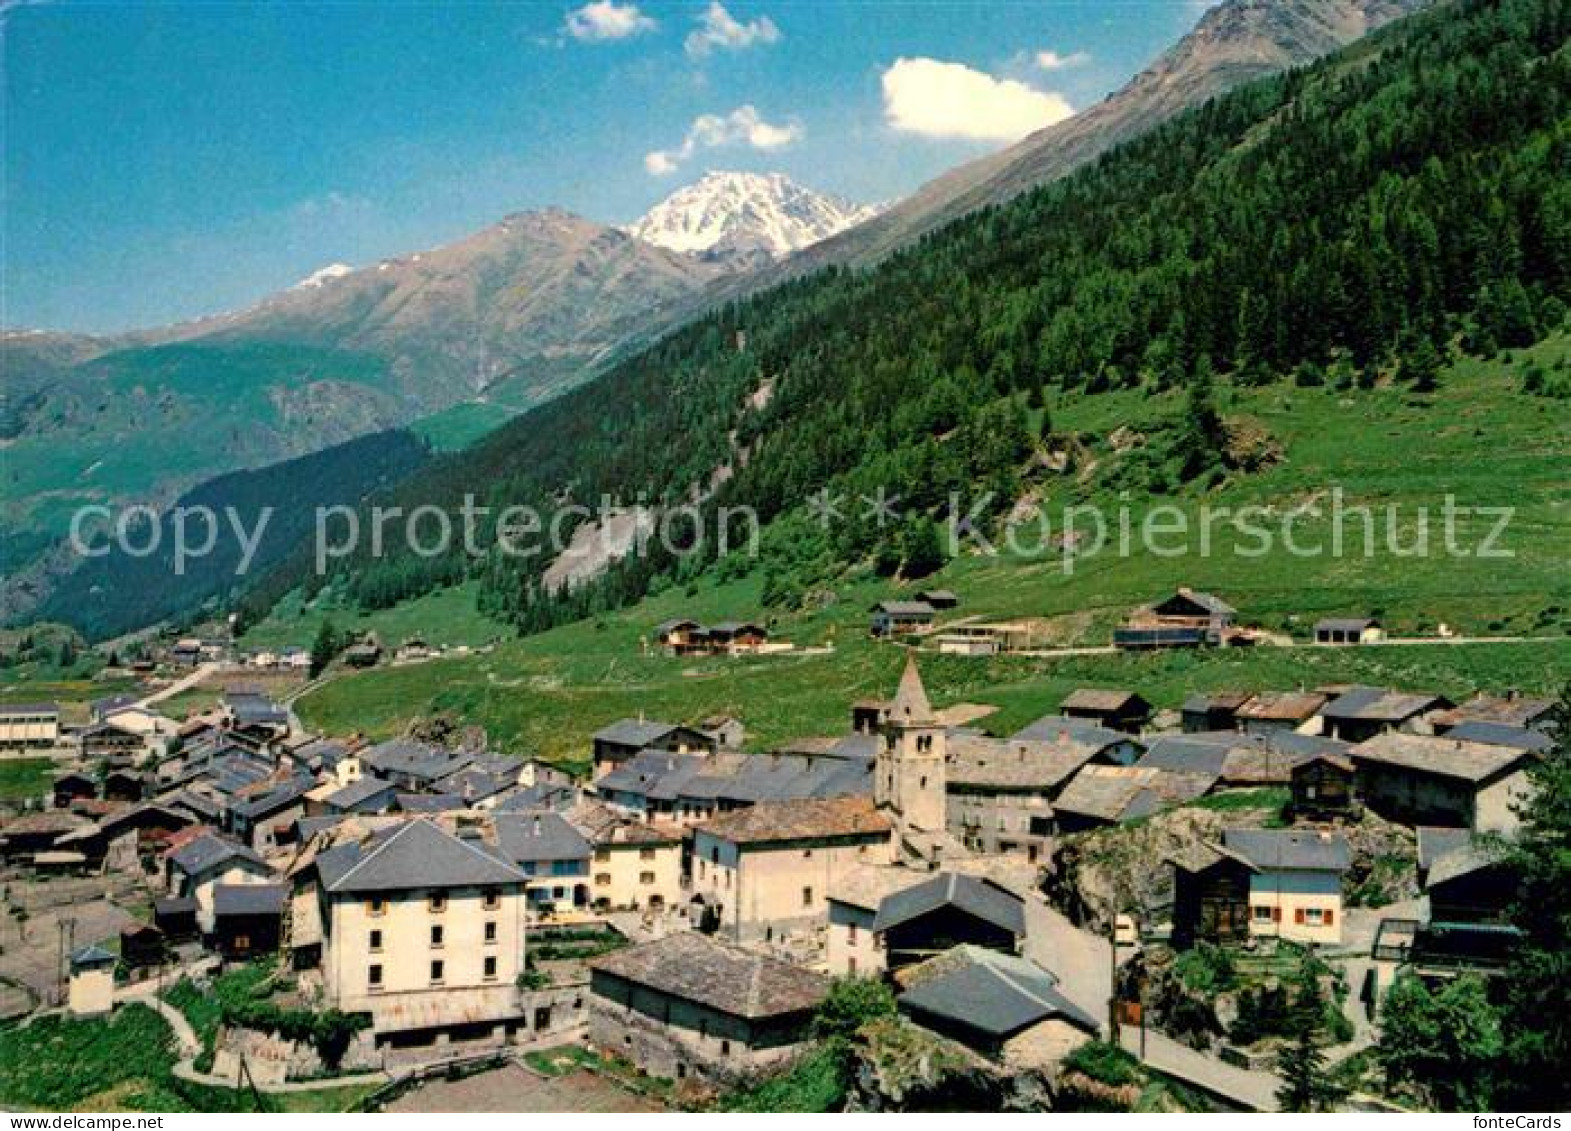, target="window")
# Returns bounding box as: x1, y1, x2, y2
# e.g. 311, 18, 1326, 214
595, 848, 610, 862
1303, 908, 1324, 926
847, 923, 858, 945
428, 893, 447, 913
720, 1040, 731, 1057
429, 960, 445, 985
431, 924, 444, 948
640, 871, 655, 885
484, 921, 497, 943
482, 888, 500, 910
802, 886, 814, 907
1253, 906, 1274, 922
848, 957, 857, 976
802, 848, 813, 859
709, 846, 719, 864
367, 898, 386, 917
368, 964, 383, 990
369, 929, 383, 952
596, 873, 612, 885
639, 847, 656, 861
483, 956, 498, 982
